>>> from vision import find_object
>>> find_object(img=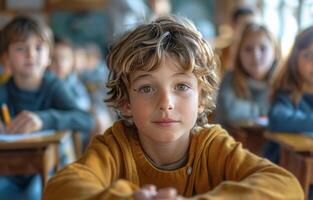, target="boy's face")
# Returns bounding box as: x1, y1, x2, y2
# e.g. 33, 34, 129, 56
125, 56, 200, 144
6, 34, 50, 79
50, 44, 74, 79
